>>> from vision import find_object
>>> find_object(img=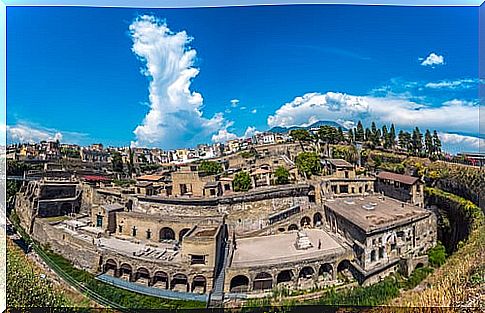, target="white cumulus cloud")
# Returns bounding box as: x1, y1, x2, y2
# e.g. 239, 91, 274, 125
439, 133, 485, 153
243, 126, 260, 138
251, 109, 257, 114
7, 124, 63, 143
267, 92, 479, 135
420, 52, 445, 67
129, 15, 228, 148
211, 129, 238, 143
